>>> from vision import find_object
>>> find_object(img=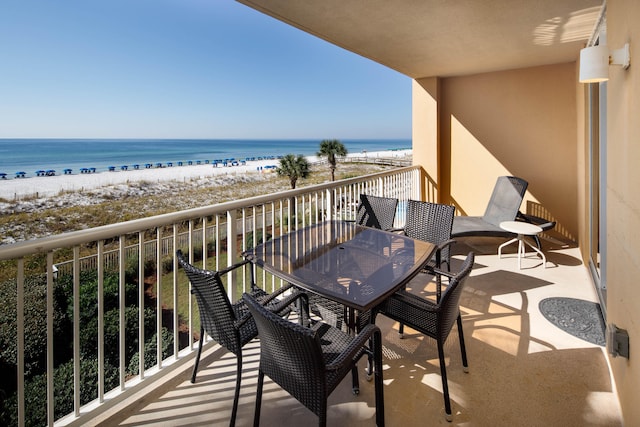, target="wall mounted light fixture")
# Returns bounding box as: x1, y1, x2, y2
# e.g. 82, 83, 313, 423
579, 42, 630, 83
